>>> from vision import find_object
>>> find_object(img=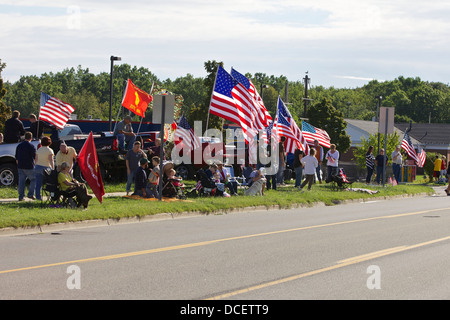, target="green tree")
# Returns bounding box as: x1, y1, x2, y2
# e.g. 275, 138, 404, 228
352, 132, 401, 169
306, 98, 352, 154
0, 59, 9, 133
